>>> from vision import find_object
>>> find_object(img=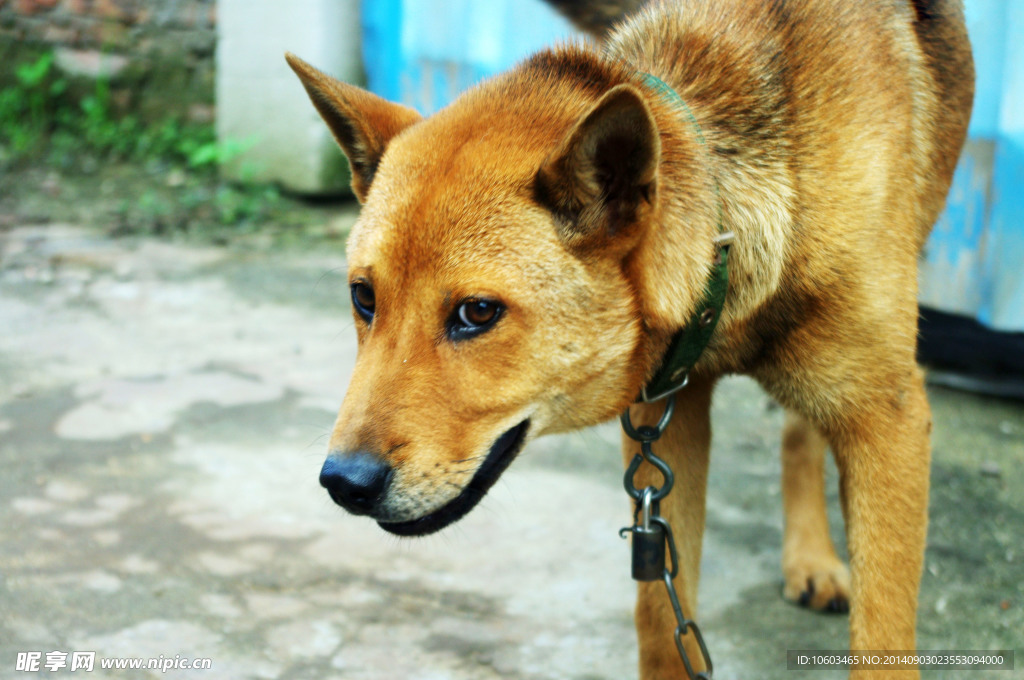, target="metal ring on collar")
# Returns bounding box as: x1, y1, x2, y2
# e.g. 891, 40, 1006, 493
620, 394, 676, 441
